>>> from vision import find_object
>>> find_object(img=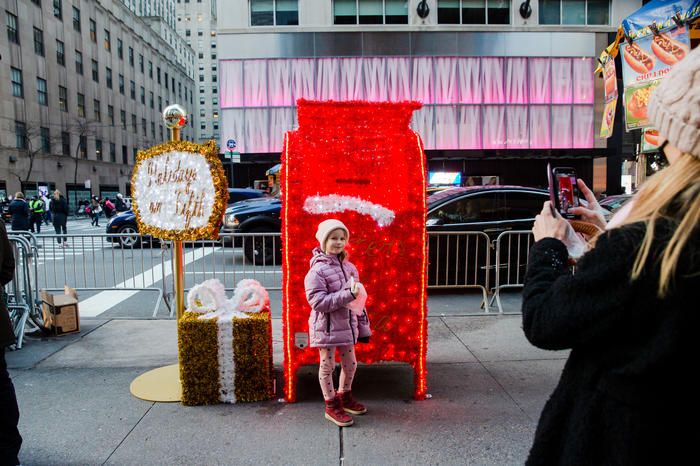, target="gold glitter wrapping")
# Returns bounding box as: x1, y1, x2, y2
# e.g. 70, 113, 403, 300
131, 140, 228, 241
178, 310, 274, 406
